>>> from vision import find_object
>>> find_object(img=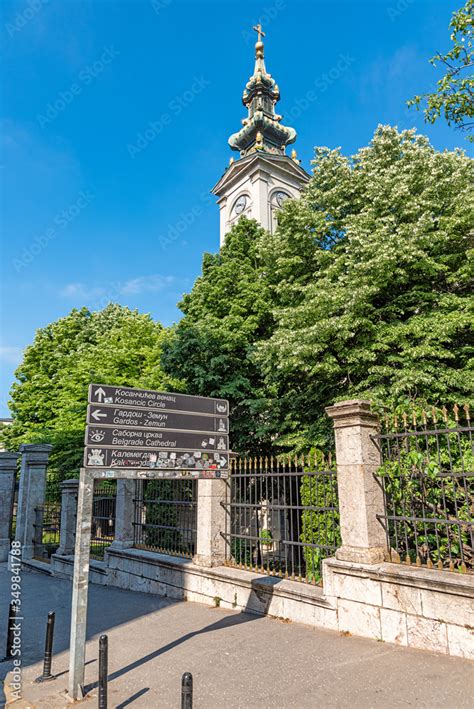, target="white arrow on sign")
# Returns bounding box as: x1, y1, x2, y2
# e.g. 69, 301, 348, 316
94, 387, 106, 402
91, 409, 107, 421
